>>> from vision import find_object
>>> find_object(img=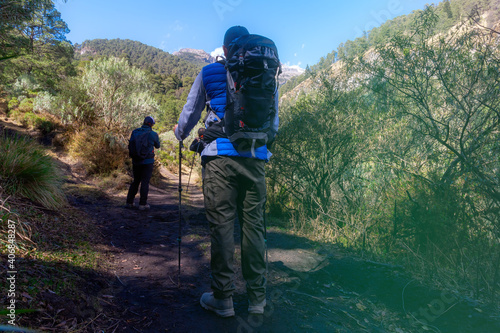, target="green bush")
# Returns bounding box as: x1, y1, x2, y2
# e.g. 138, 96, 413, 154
23, 112, 38, 127
33, 91, 55, 114
18, 97, 34, 113
81, 57, 159, 130
34, 117, 56, 135
9, 111, 57, 134
54, 77, 95, 126
12, 74, 40, 95
27, 113, 56, 134
0, 134, 66, 209
7, 97, 19, 110
8, 109, 21, 122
